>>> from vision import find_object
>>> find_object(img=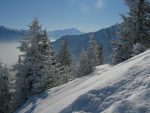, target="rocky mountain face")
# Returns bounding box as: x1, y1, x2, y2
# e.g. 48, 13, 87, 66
53, 24, 120, 63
